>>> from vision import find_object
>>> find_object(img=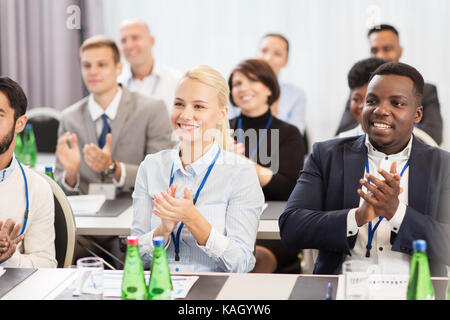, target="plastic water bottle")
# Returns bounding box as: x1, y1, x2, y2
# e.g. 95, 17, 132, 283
22, 124, 37, 168
447, 277, 450, 300
14, 133, 23, 163
121, 236, 147, 300
147, 236, 173, 300
45, 166, 54, 180
406, 239, 435, 300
